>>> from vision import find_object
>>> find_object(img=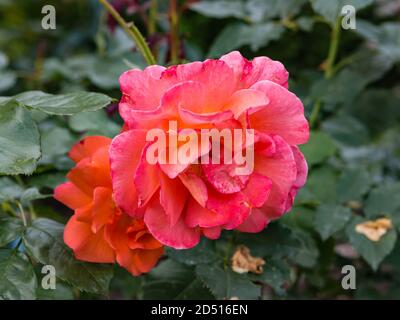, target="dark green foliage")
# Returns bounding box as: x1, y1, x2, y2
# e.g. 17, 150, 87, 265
0, 0, 399, 300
